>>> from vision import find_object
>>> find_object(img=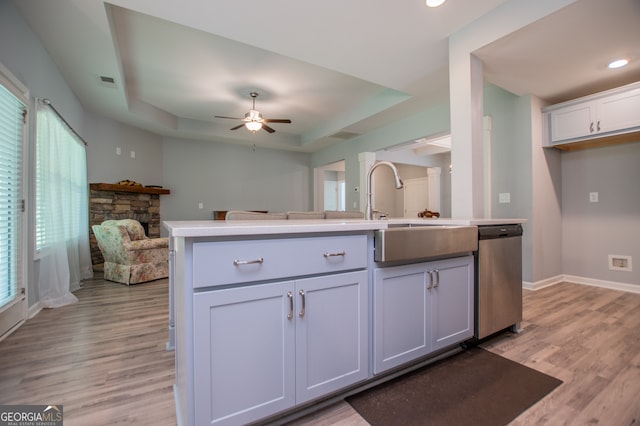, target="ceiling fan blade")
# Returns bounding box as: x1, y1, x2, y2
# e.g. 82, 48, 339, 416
230, 124, 245, 130
263, 118, 292, 123
262, 124, 276, 133
215, 115, 244, 120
